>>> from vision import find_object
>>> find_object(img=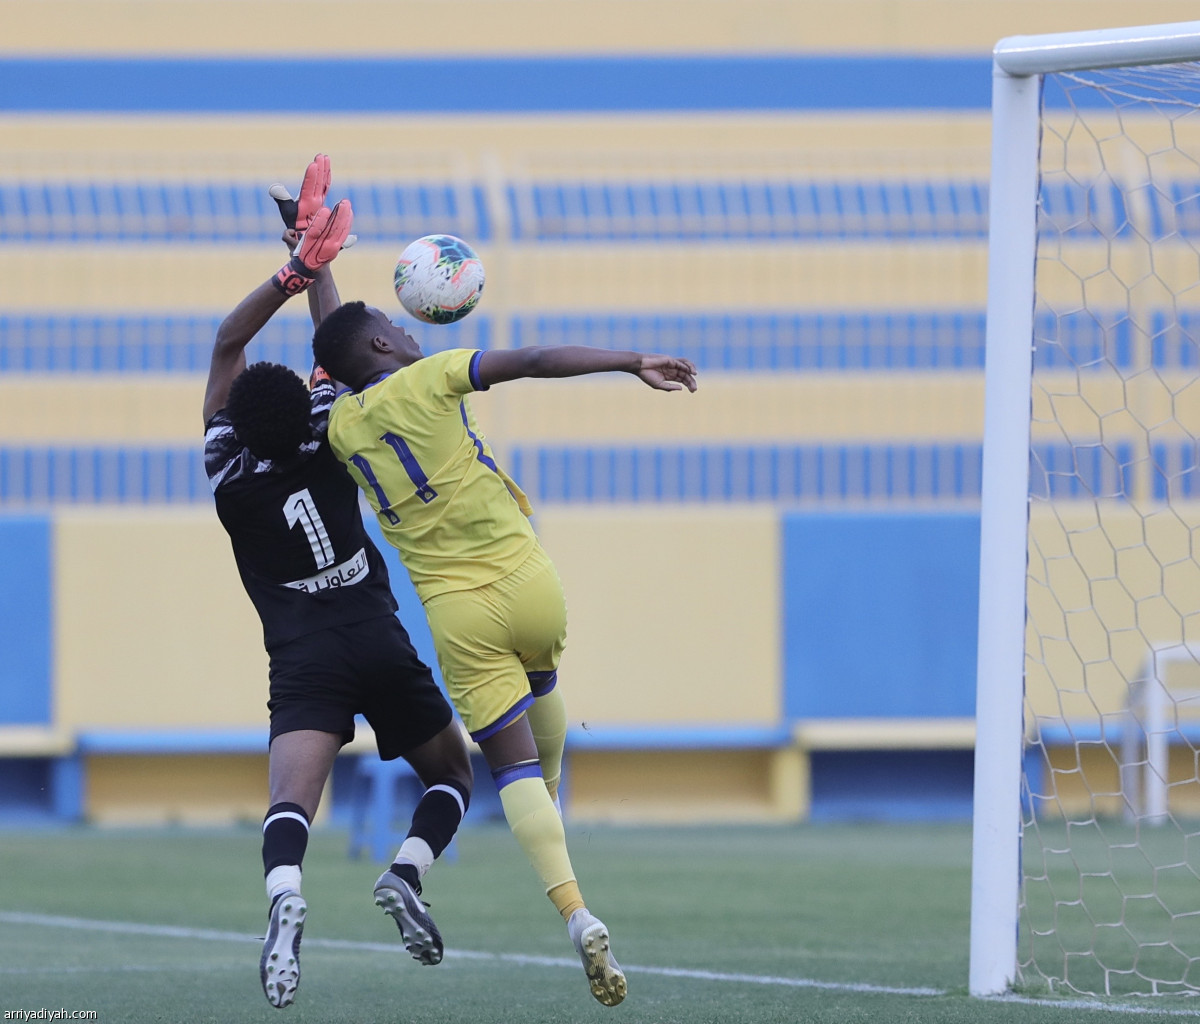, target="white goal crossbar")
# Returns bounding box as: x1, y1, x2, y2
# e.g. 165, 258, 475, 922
971, 19, 1200, 998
